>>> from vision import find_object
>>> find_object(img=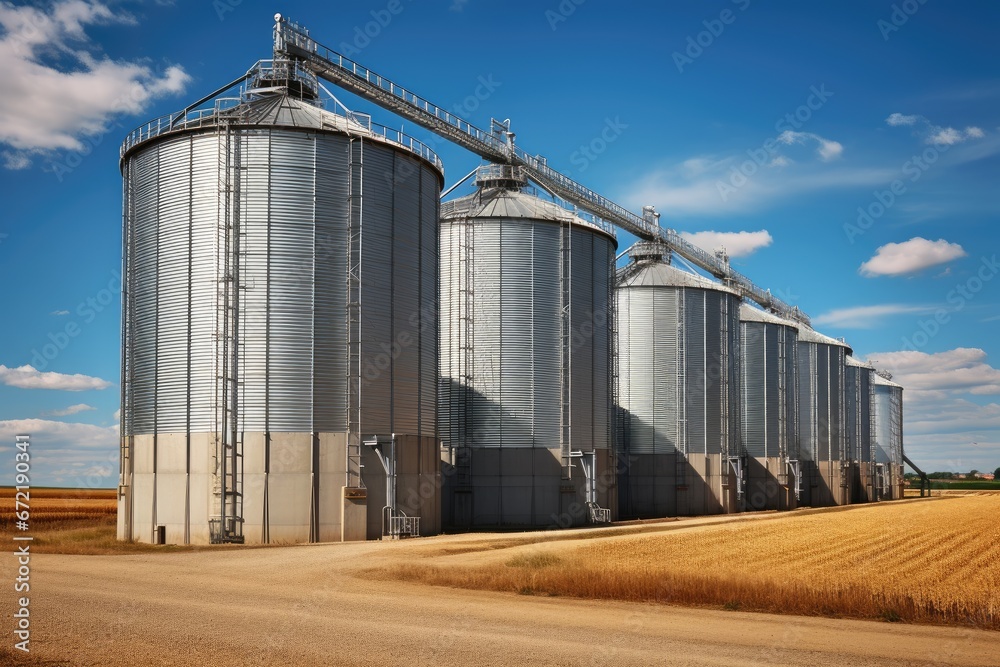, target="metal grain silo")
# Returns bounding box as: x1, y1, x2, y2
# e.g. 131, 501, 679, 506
739, 304, 799, 511
118, 62, 442, 544
616, 243, 742, 518
796, 327, 852, 507
871, 371, 904, 500
438, 165, 617, 528
845, 356, 875, 503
